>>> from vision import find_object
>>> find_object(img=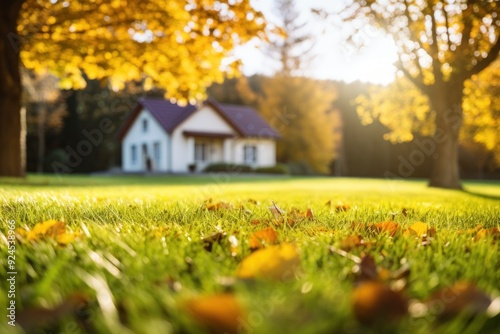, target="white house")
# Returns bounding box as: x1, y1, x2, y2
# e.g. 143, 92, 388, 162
118, 98, 280, 173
